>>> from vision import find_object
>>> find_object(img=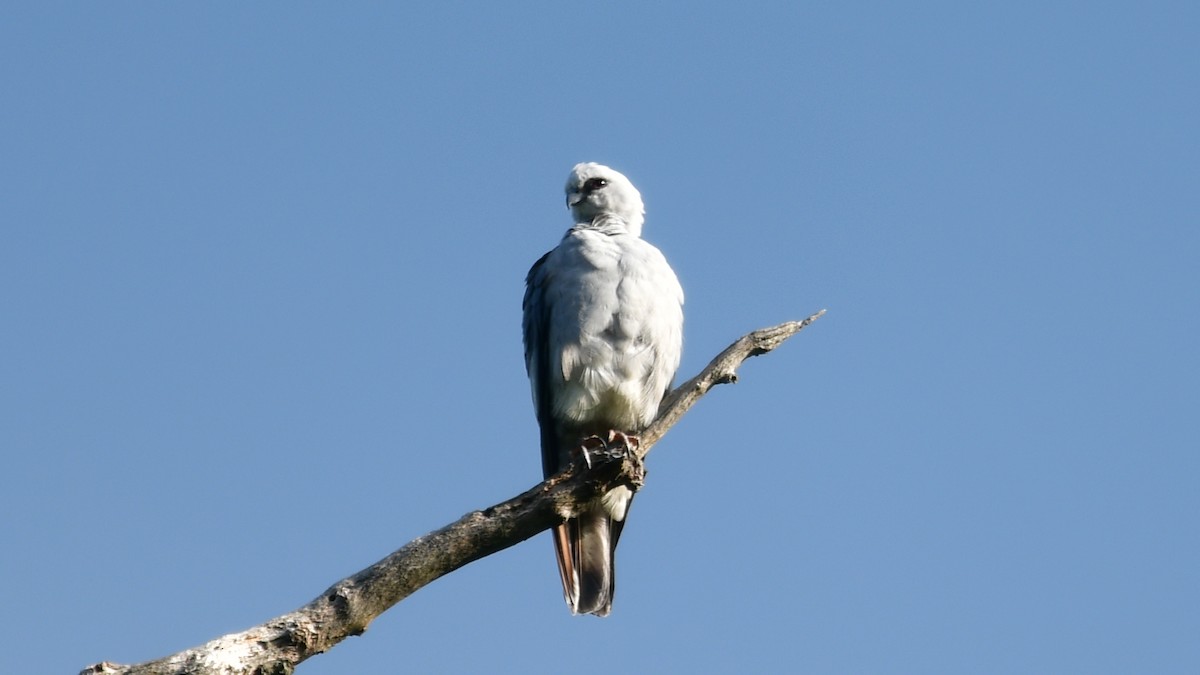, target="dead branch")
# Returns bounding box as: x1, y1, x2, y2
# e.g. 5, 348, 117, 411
80, 311, 824, 675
